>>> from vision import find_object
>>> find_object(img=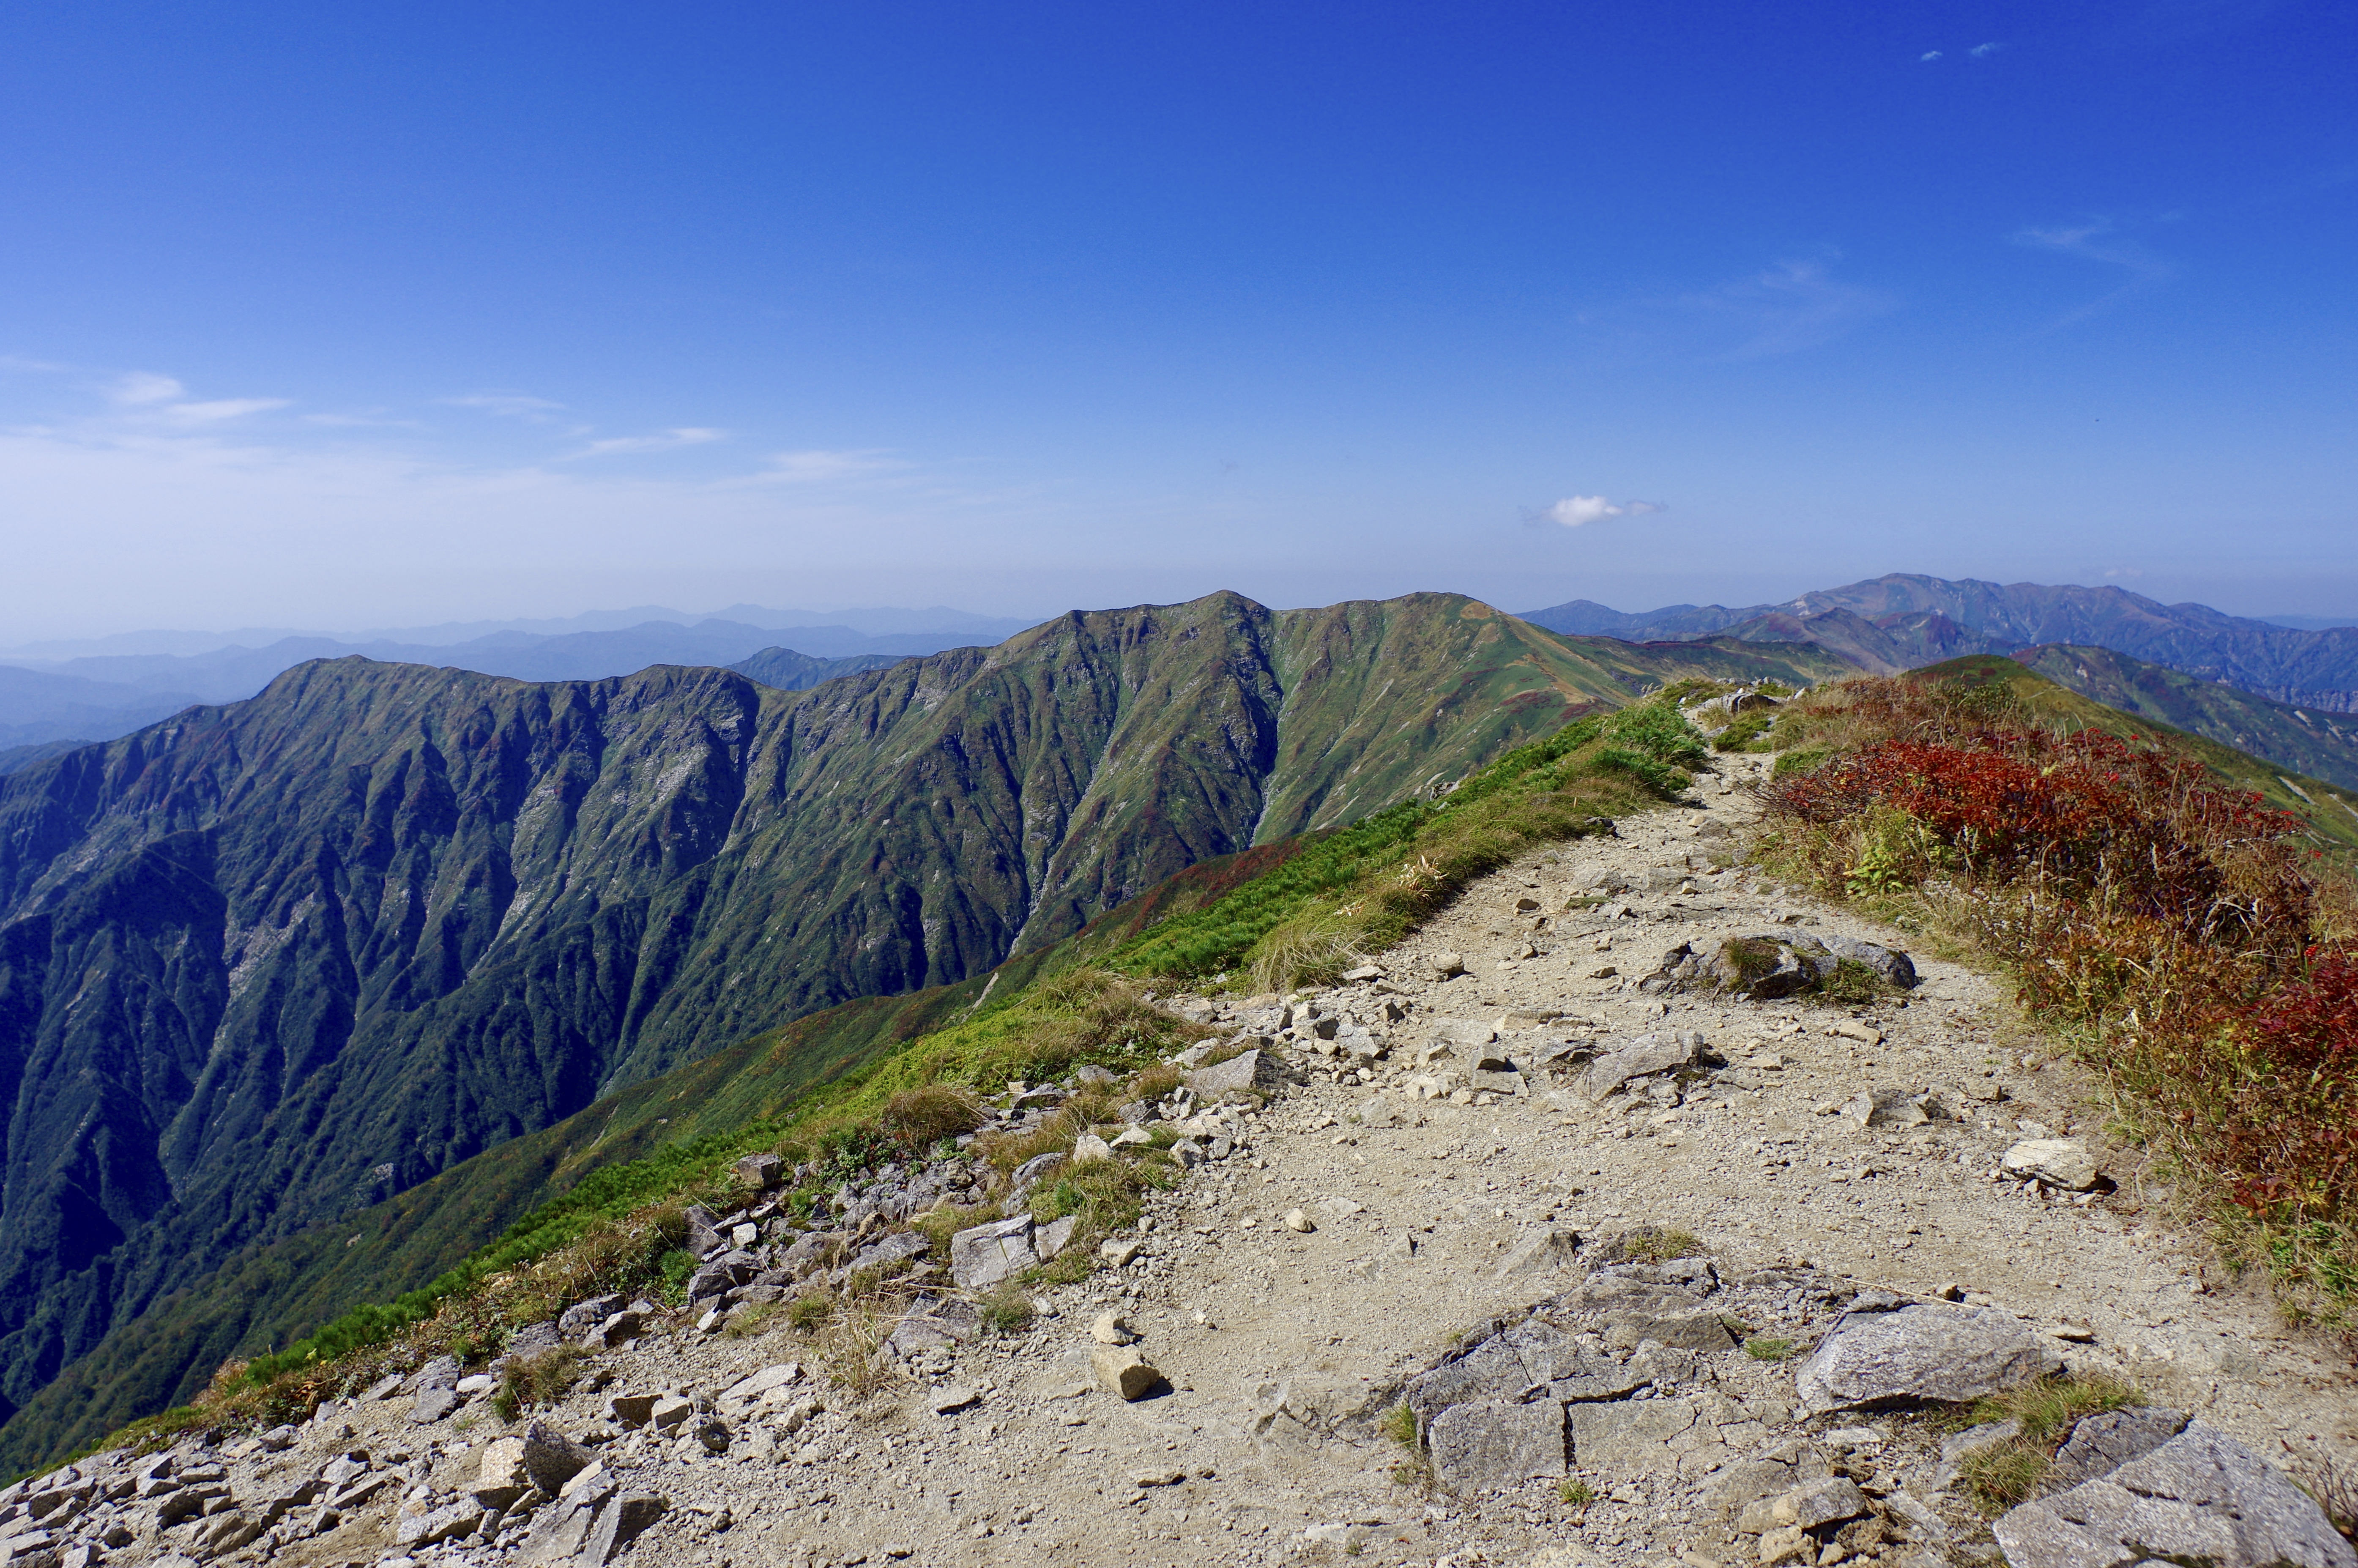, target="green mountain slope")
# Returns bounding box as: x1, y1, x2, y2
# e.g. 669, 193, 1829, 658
2013, 644, 2358, 794
0, 678, 1713, 1473
0, 588, 1841, 1453
0, 833, 1318, 1473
